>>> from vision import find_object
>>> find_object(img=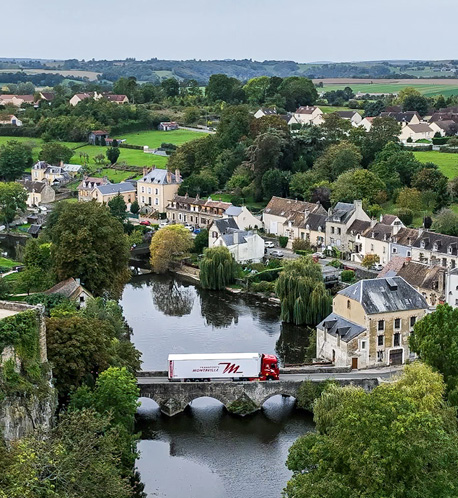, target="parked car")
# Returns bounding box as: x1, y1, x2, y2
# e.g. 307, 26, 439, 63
184, 224, 194, 232
193, 228, 201, 234
270, 250, 284, 258
140, 220, 151, 226
371, 263, 383, 271
264, 241, 275, 248
159, 221, 168, 228
312, 252, 326, 259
